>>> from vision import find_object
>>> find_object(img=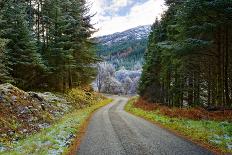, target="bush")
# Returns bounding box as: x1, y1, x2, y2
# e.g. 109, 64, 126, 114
66, 88, 105, 109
